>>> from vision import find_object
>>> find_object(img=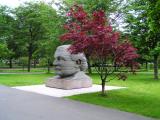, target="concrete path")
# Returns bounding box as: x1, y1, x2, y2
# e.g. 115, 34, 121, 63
0, 85, 153, 120
13, 84, 126, 97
